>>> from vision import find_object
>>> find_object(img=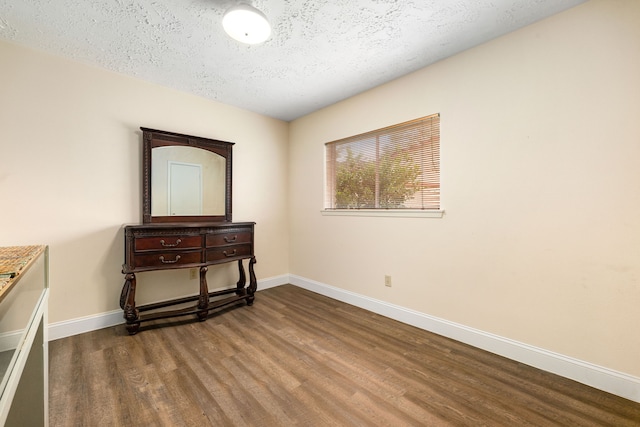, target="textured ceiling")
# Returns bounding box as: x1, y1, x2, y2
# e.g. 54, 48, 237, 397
0, 0, 586, 121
